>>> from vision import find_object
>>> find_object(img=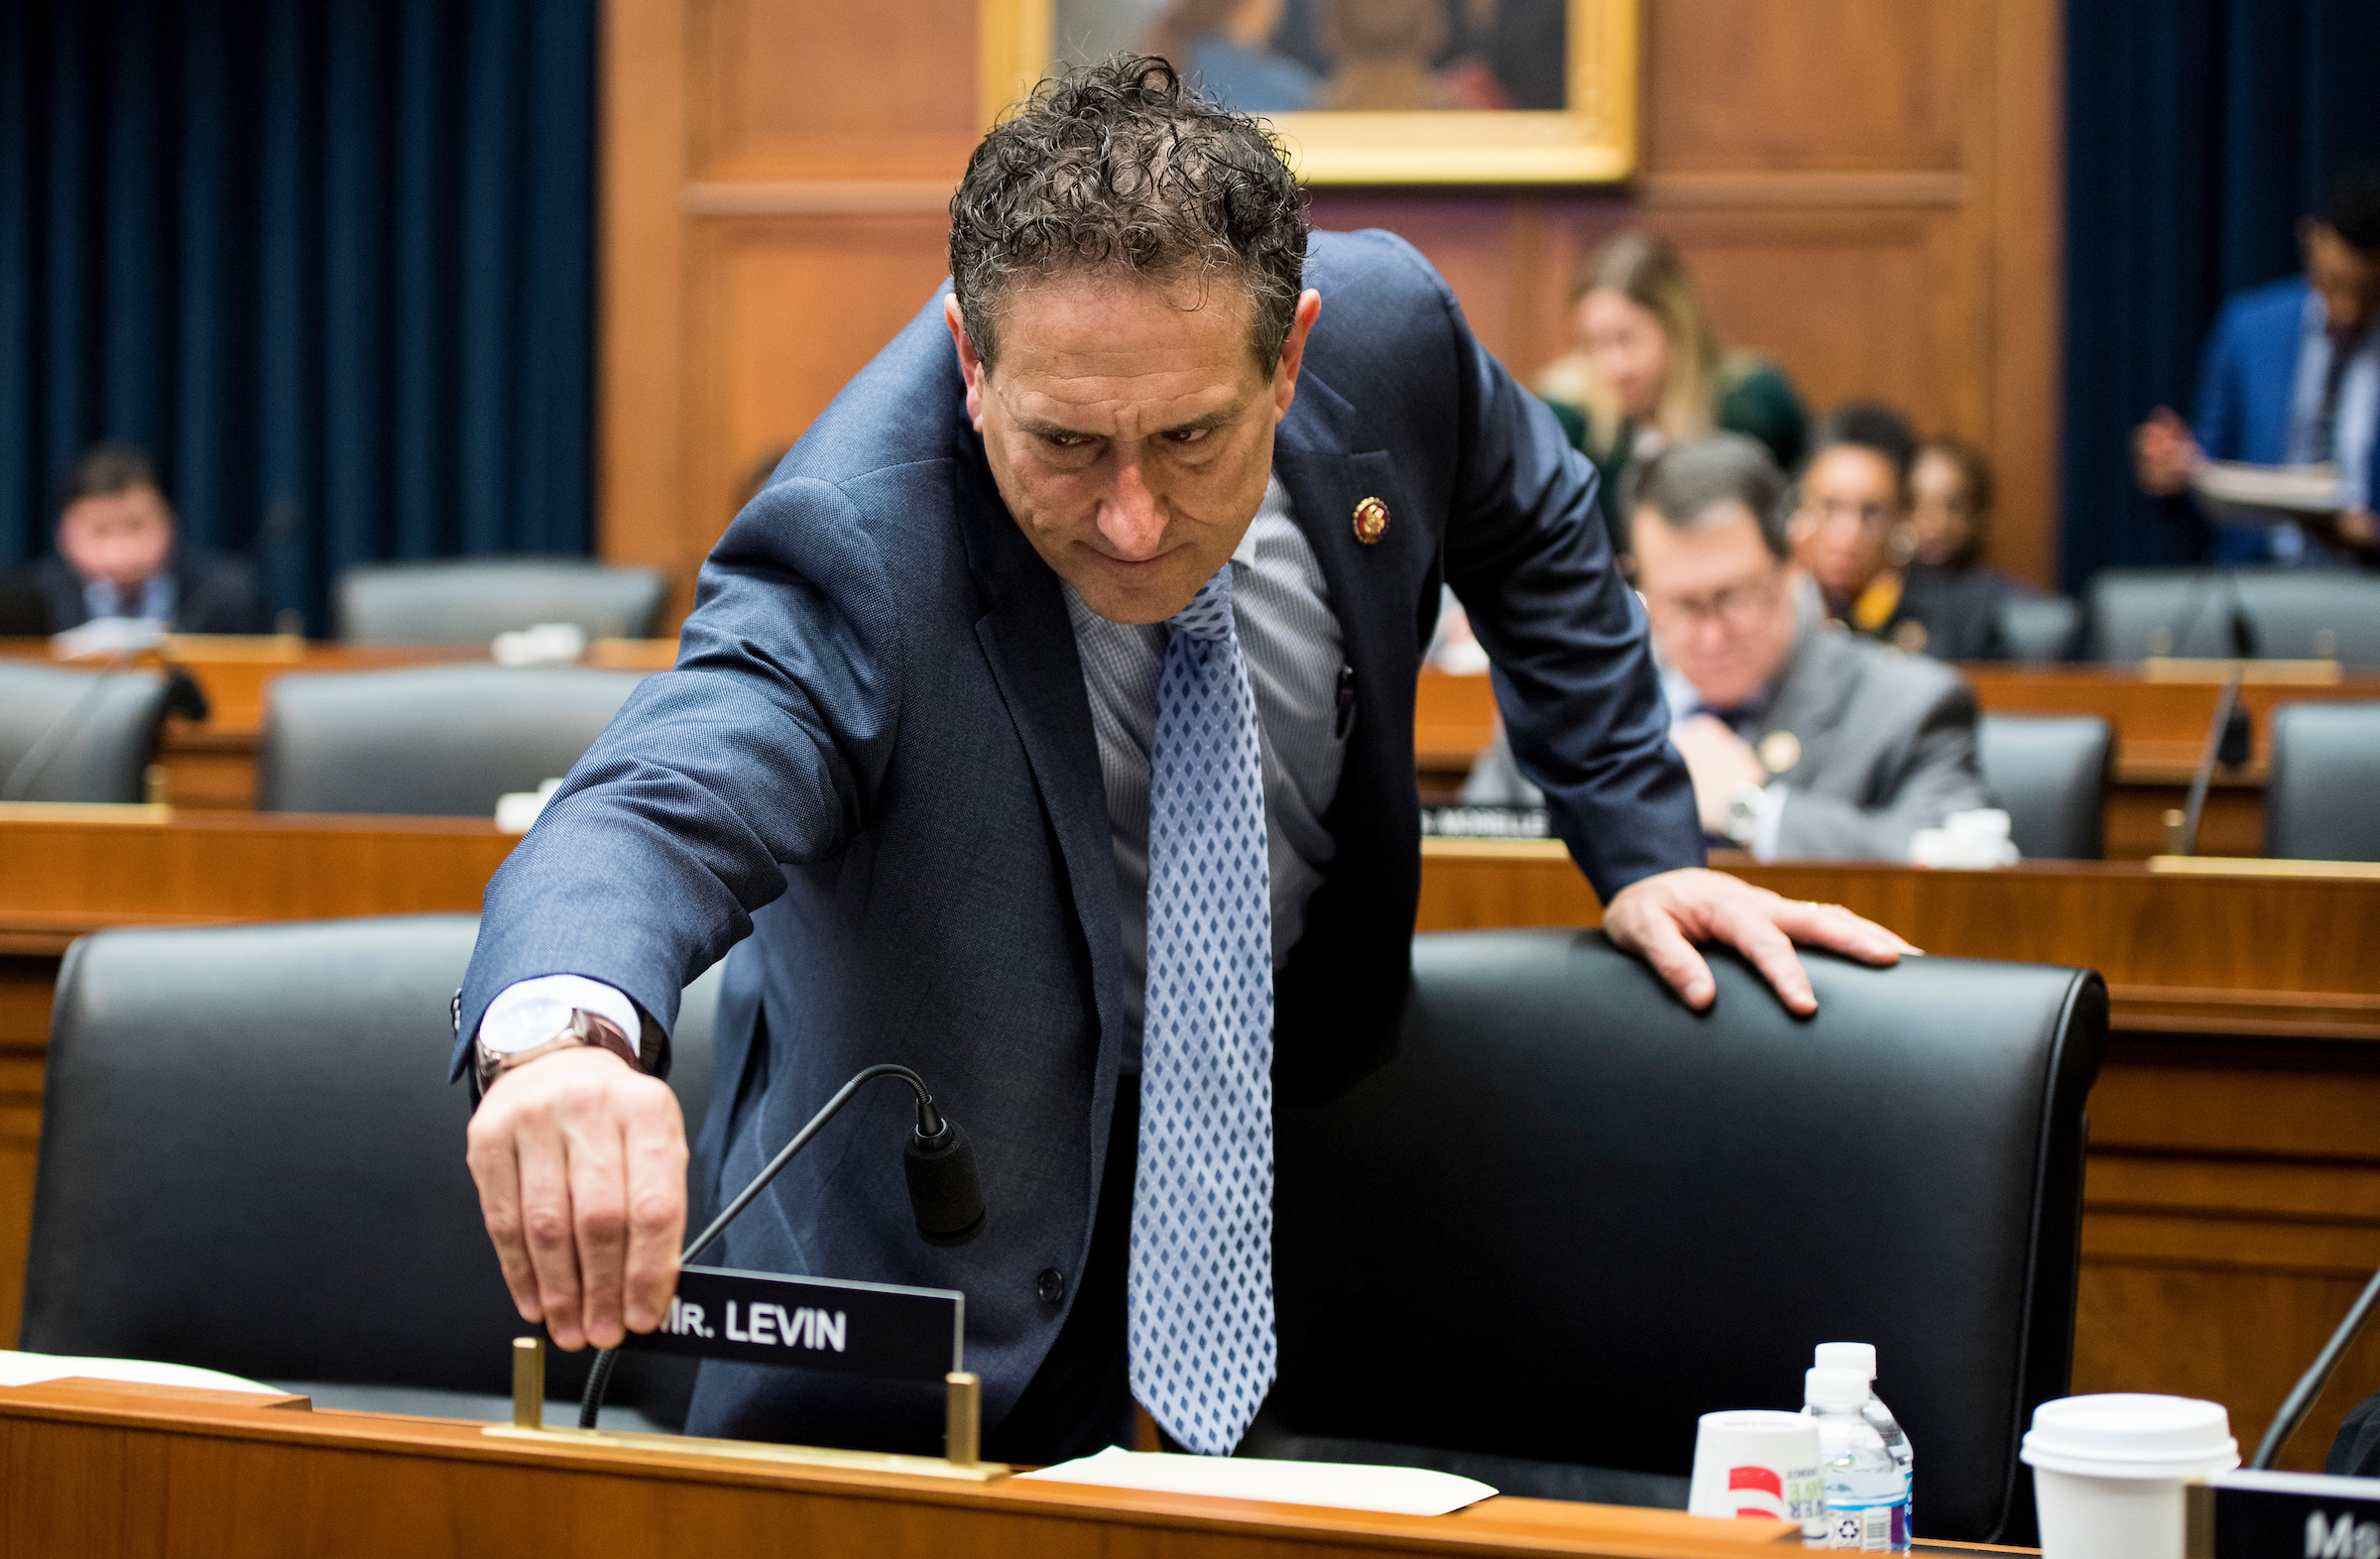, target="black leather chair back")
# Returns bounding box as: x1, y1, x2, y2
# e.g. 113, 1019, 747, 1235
0, 661, 171, 802
1271, 929, 2104, 1544
1978, 714, 2111, 859
258, 665, 644, 815
336, 559, 667, 645
2089, 568, 2380, 665
1995, 596, 2082, 663
2265, 701, 2380, 861
19, 915, 718, 1413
